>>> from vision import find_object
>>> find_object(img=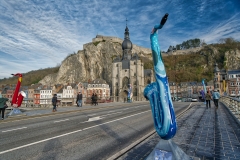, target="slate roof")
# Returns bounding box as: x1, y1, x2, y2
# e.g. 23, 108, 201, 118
227, 69, 240, 74
113, 56, 121, 63
89, 78, 107, 84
